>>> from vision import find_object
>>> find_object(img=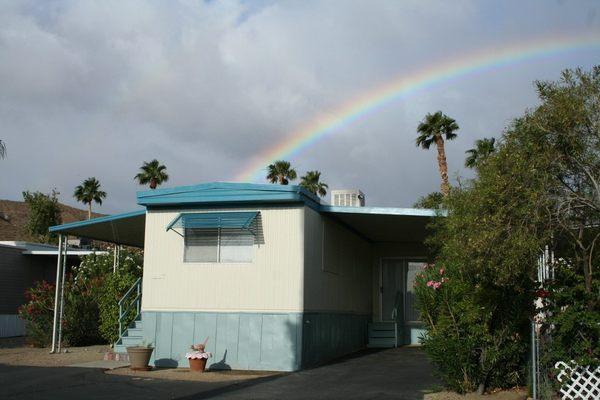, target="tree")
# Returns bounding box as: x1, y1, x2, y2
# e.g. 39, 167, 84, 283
415, 66, 600, 394
300, 170, 328, 197
22, 190, 62, 243
0, 140, 6, 159
413, 191, 444, 209
74, 177, 107, 219
134, 159, 169, 189
416, 111, 459, 196
266, 160, 297, 185
464, 137, 496, 168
